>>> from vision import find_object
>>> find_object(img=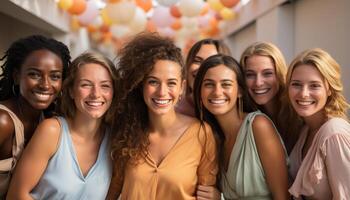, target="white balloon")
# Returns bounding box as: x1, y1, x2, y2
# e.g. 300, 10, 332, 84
110, 24, 131, 38
178, 0, 204, 17
156, 0, 179, 7
105, 1, 136, 24
130, 7, 147, 34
